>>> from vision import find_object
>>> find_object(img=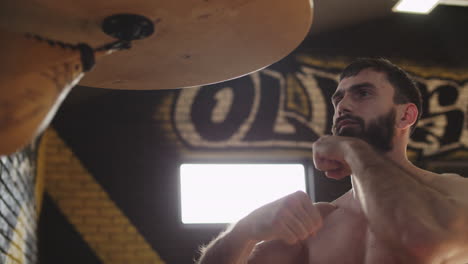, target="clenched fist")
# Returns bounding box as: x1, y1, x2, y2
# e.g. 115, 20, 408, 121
313, 135, 361, 180
237, 191, 337, 245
